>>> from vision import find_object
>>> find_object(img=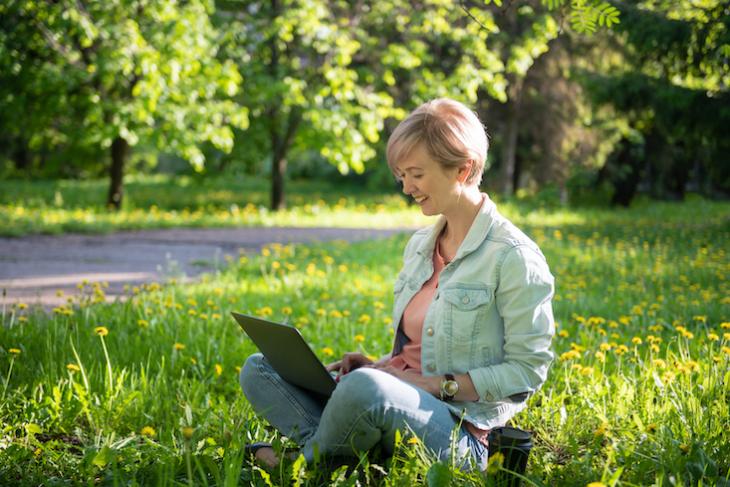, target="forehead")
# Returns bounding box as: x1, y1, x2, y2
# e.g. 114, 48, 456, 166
394, 144, 438, 173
